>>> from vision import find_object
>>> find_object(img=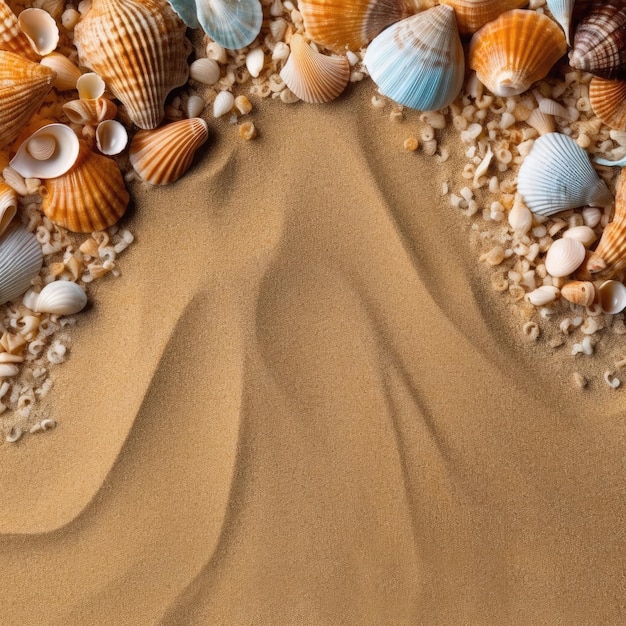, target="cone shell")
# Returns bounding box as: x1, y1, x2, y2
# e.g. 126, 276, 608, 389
546, 0, 576, 44
439, 0, 527, 34
517, 132, 613, 216
569, 3, 626, 79
589, 76, 626, 130
40, 141, 129, 233
280, 34, 350, 104
0, 0, 38, 60
129, 117, 208, 185
0, 224, 43, 305
74, 0, 190, 130
560, 280, 596, 306
0, 51, 55, 150
469, 9, 567, 97
363, 5, 464, 111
